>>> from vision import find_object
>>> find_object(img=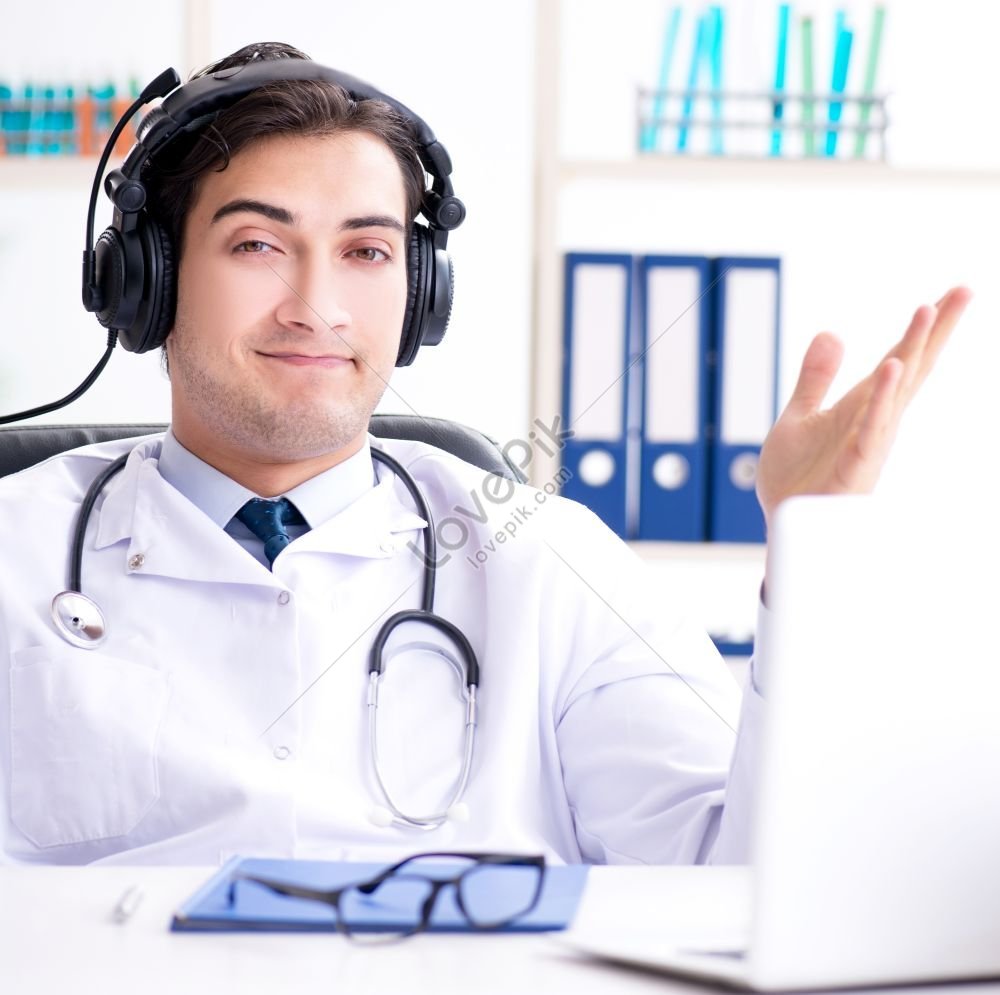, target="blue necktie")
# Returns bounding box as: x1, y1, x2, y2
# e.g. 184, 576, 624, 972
236, 497, 307, 569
